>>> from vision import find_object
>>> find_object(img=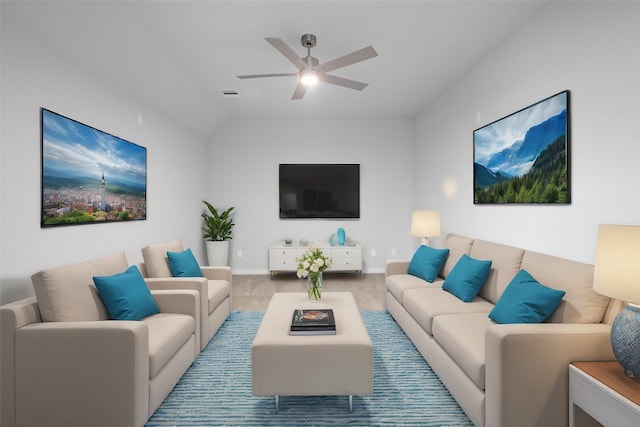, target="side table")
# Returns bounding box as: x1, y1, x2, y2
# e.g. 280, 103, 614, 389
569, 361, 640, 427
